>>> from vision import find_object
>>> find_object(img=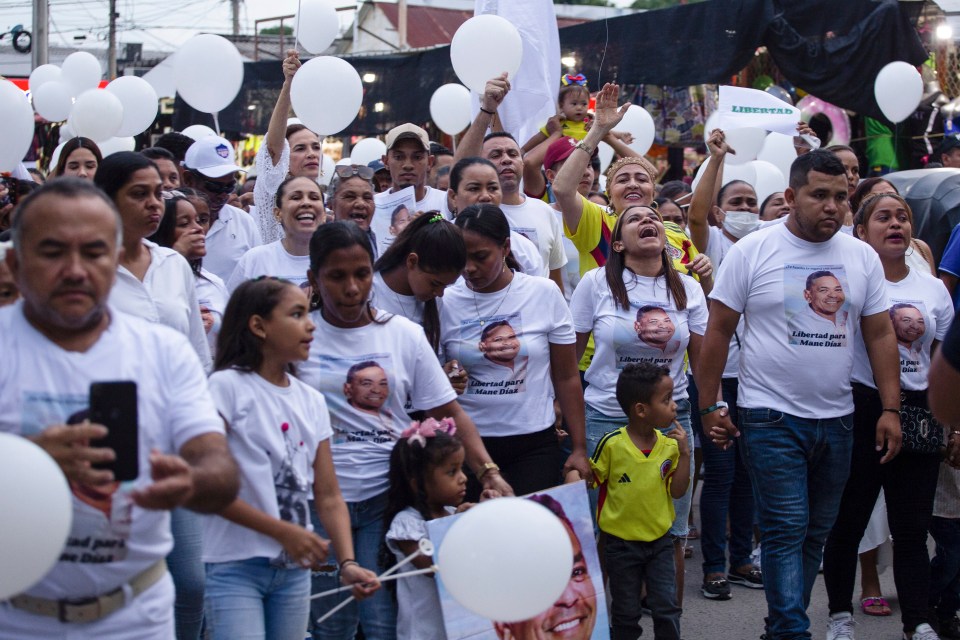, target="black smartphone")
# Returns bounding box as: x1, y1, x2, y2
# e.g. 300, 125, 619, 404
89, 381, 139, 482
